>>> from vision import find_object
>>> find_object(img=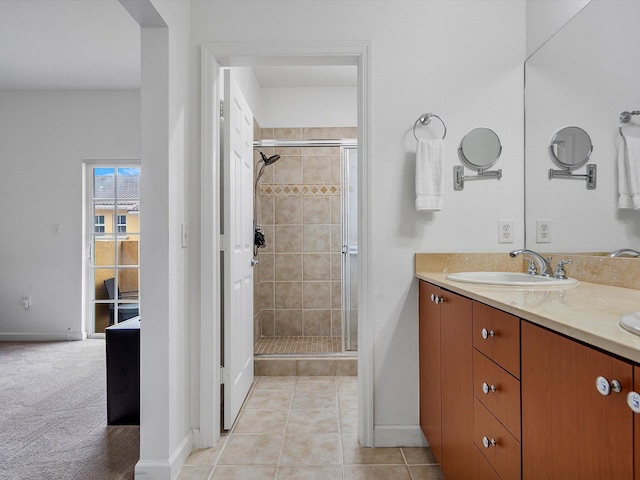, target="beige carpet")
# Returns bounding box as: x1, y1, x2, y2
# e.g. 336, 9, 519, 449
0, 340, 139, 480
